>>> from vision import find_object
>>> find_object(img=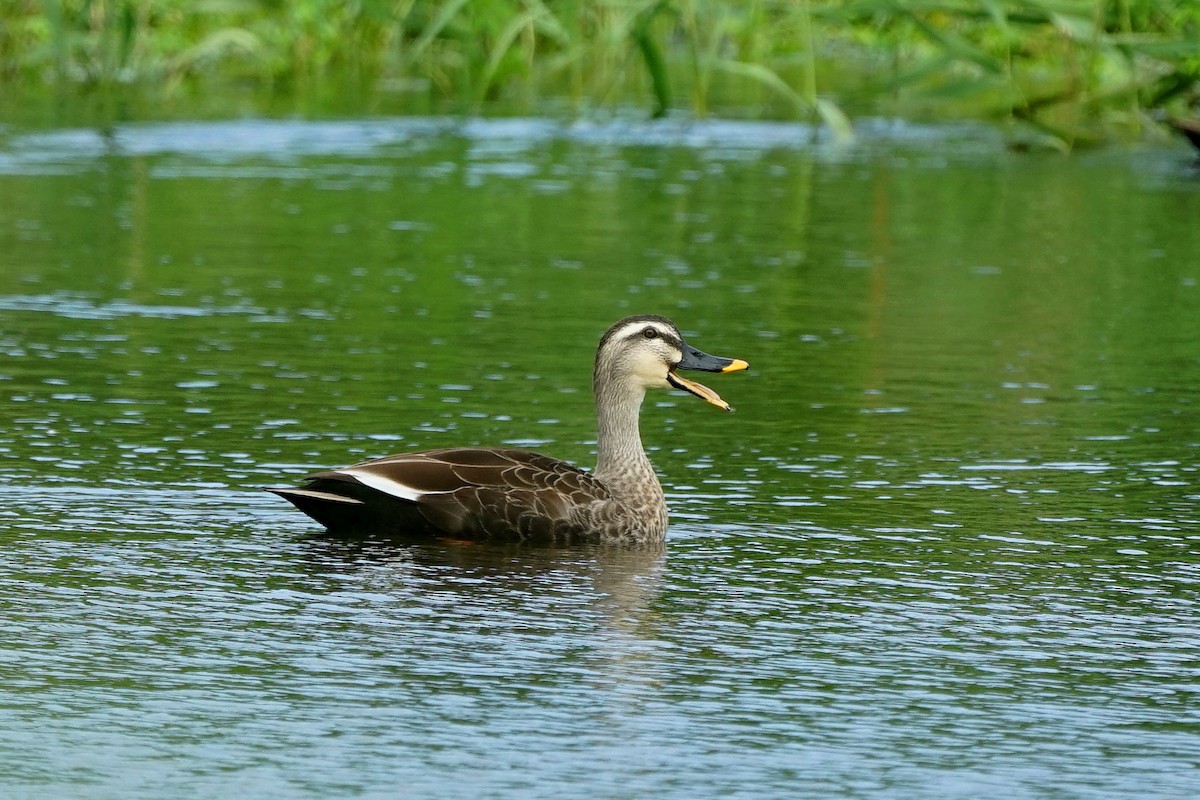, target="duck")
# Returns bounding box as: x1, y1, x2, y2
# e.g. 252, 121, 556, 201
267, 315, 748, 543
